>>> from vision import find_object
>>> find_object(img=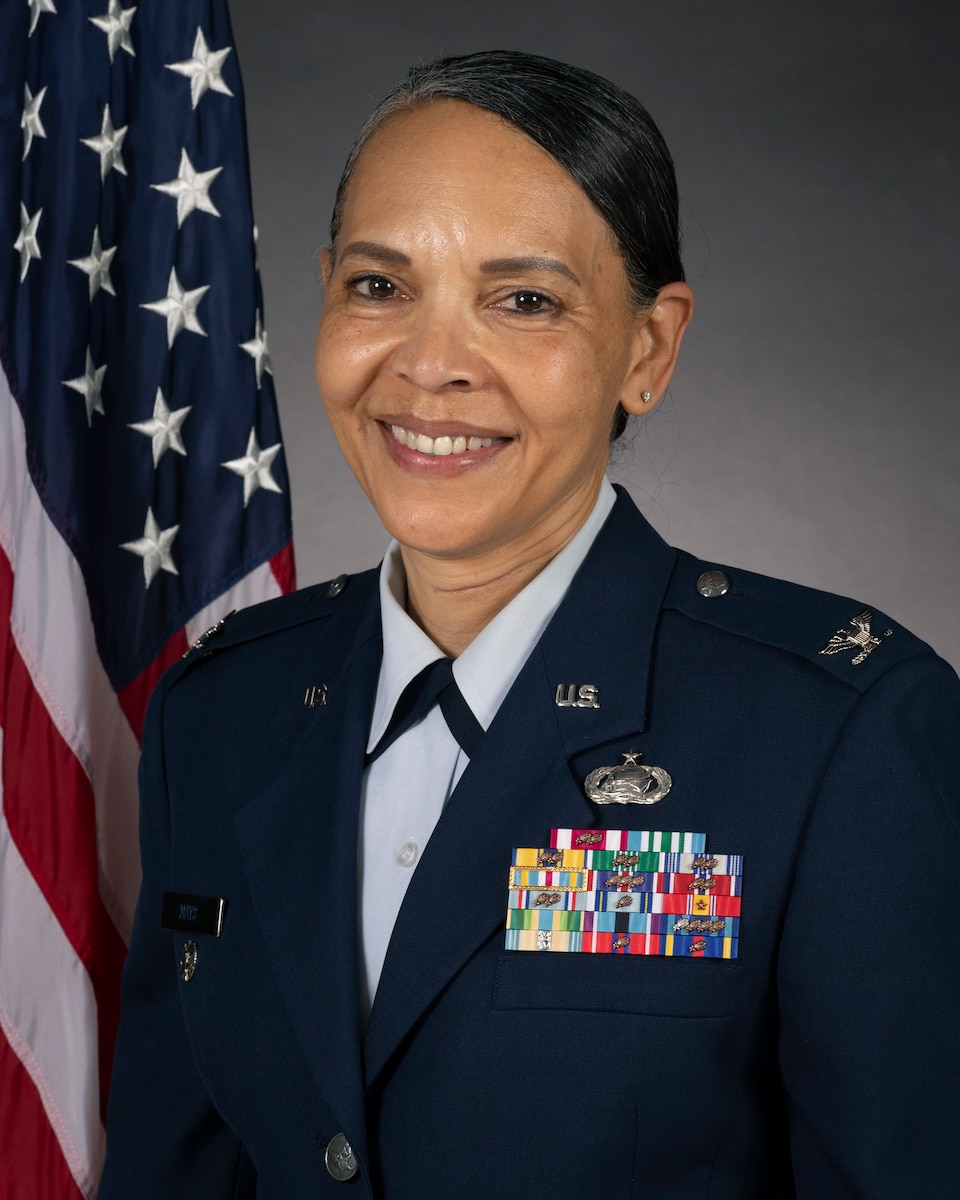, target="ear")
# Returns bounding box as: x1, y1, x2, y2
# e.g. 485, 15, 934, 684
620, 282, 694, 415
318, 246, 334, 288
